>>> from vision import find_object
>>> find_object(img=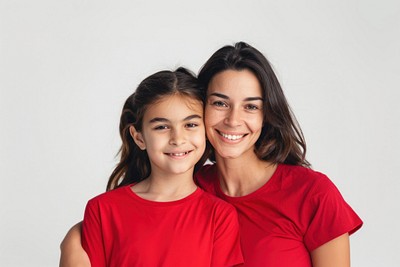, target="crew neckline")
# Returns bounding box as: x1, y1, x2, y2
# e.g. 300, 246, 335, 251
214, 164, 283, 202
125, 185, 203, 207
